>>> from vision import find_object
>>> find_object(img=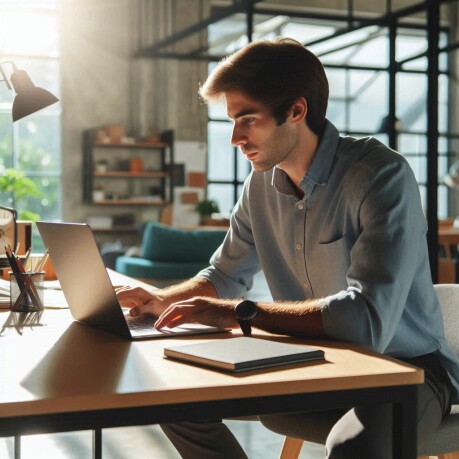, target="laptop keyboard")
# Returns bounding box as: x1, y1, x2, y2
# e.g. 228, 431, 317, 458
124, 311, 156, 332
